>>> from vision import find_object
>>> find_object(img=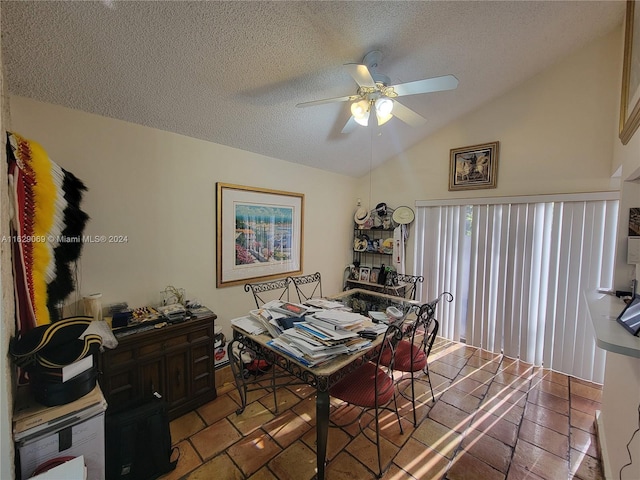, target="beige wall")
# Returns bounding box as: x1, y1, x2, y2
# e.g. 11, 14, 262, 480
7, 97, 356, 346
